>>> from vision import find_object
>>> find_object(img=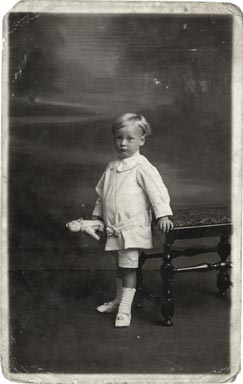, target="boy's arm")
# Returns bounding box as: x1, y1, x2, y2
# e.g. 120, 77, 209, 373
92, 197, 103, 221
137, 164, 173, 219
92, 172, 105, 220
